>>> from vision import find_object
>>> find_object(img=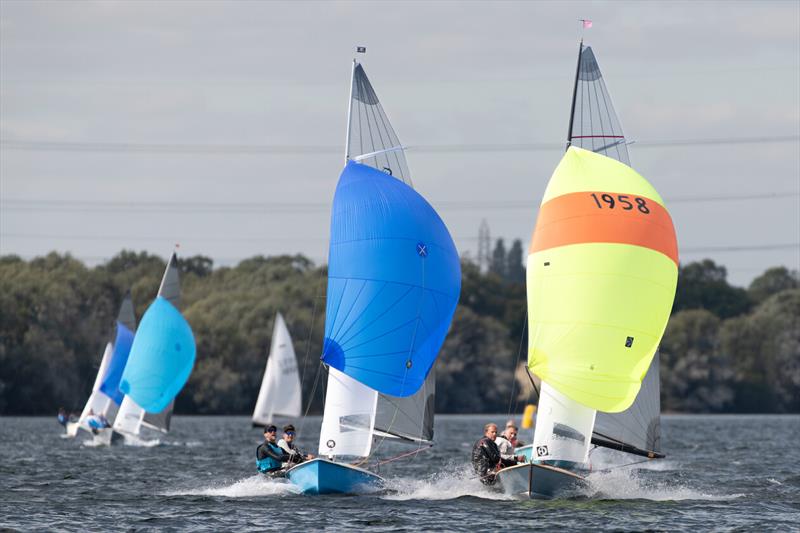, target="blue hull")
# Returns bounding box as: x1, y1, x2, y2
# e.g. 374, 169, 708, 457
285, 458, 385, 495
